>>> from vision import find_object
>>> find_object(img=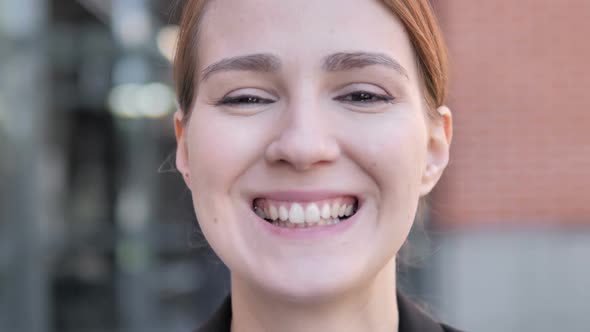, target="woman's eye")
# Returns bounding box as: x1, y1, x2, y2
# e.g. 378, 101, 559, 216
335, 91, 394, 105
217, 95, 275, 106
